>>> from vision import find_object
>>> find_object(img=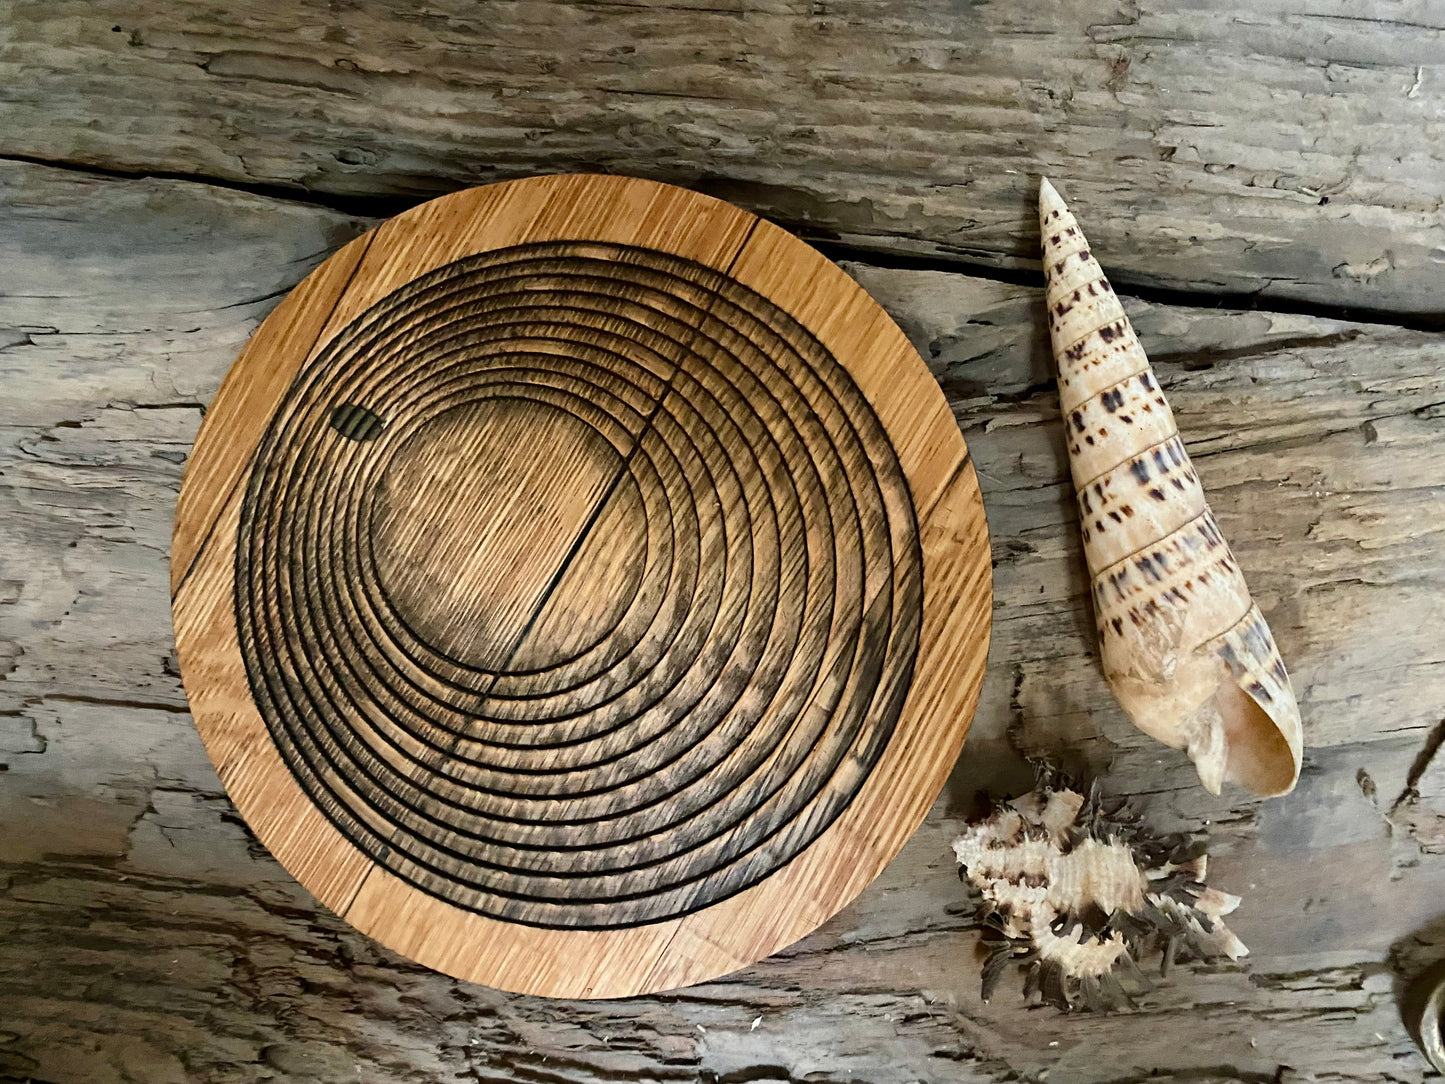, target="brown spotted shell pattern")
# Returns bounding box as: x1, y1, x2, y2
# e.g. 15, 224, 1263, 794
1039, 178, 1303, 797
